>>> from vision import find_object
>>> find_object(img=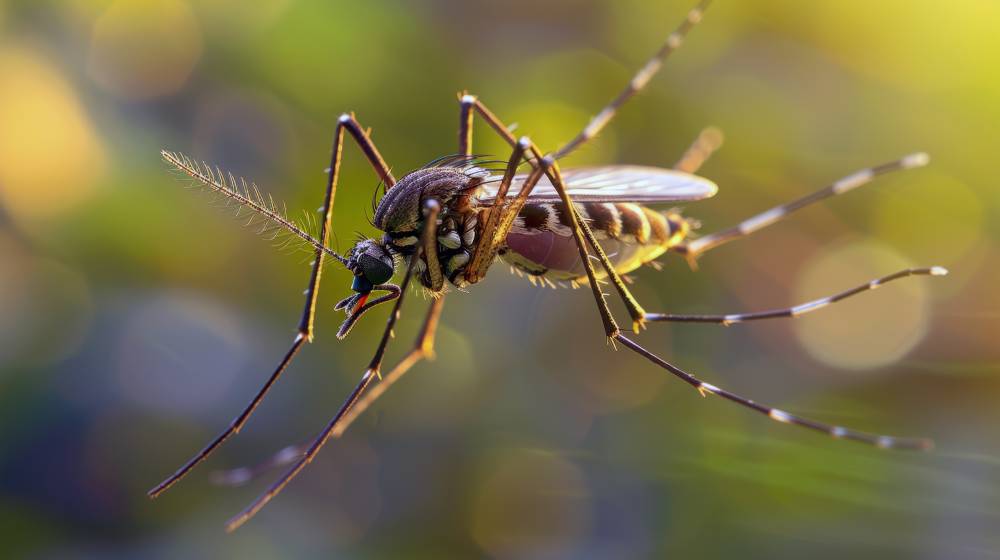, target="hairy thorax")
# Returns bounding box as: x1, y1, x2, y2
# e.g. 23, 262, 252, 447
373, 166, 486, 290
